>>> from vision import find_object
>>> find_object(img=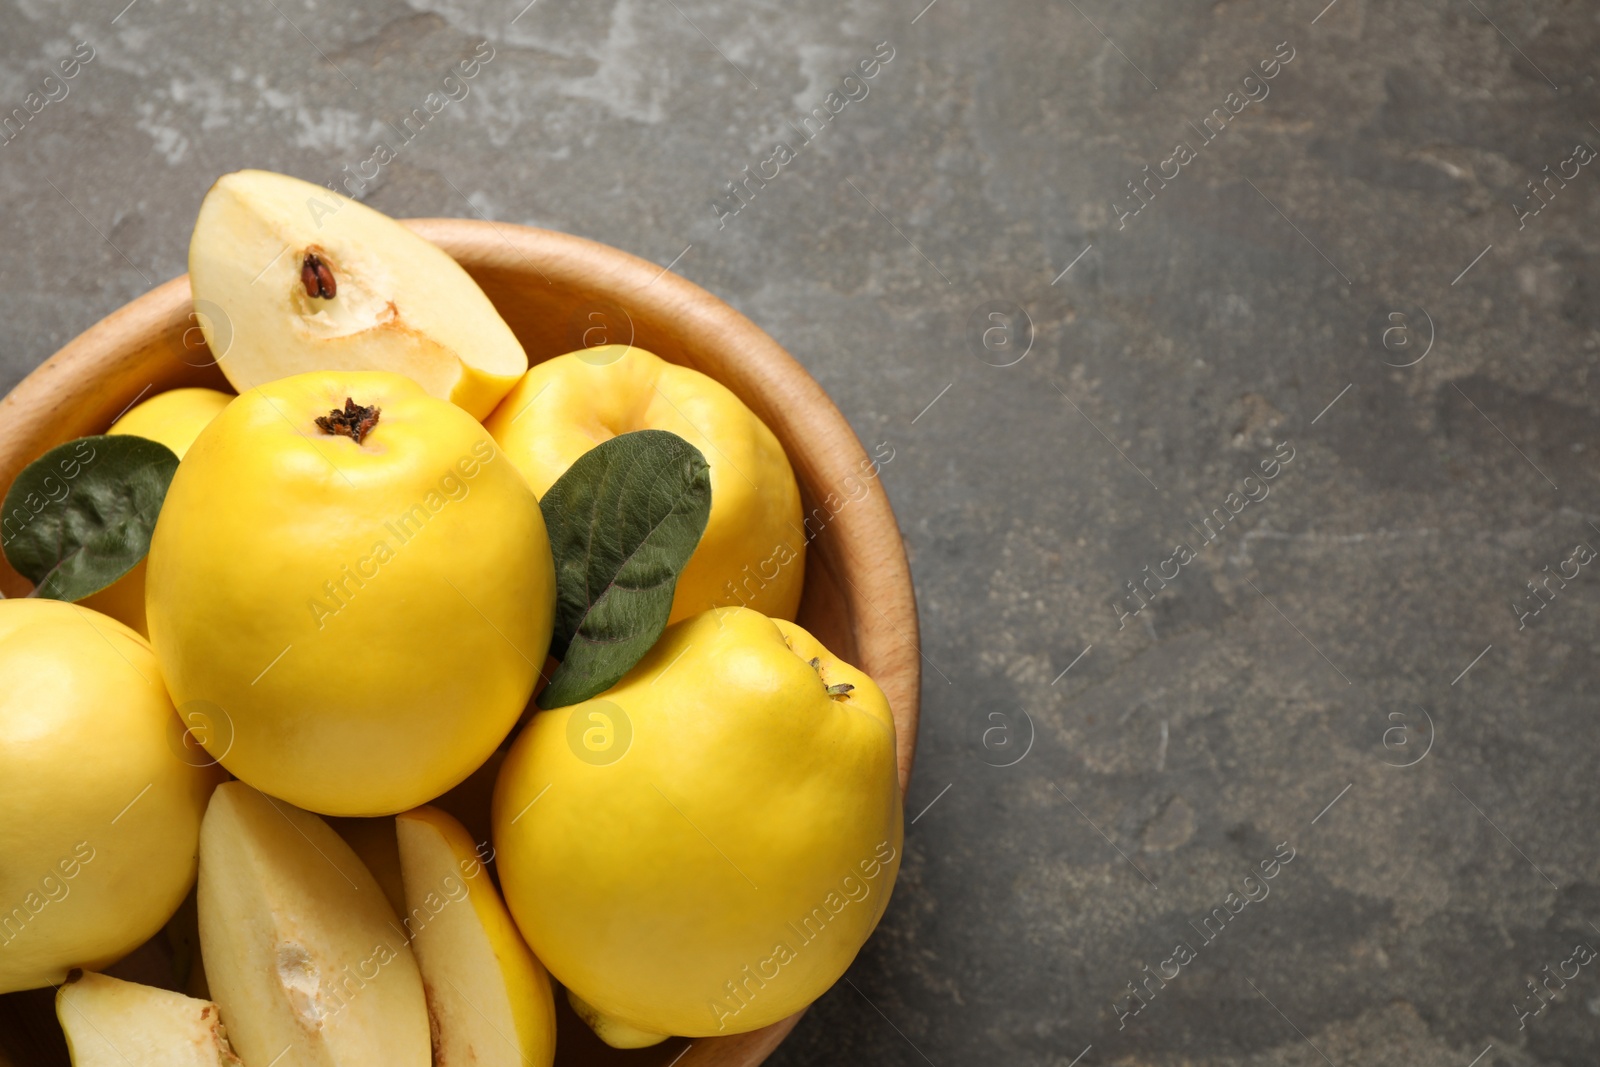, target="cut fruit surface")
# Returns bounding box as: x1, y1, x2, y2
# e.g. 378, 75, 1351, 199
189, 169, 527, 420
55, 970, 240, 1067
197, 782, 429, 1067
395, 806, 556, 1067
